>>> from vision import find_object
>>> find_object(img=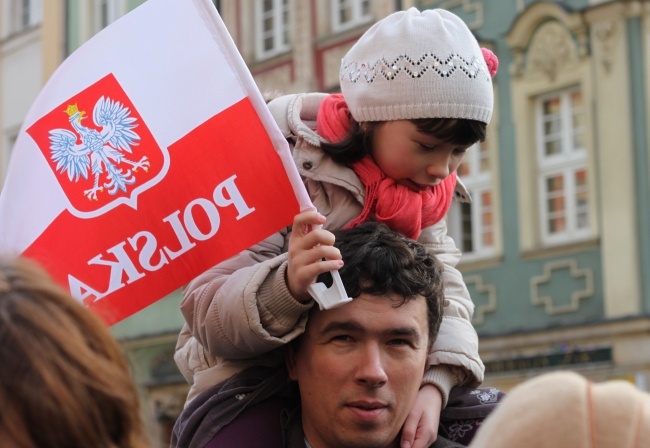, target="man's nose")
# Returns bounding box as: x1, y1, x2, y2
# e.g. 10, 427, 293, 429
354, 344, 388, 389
